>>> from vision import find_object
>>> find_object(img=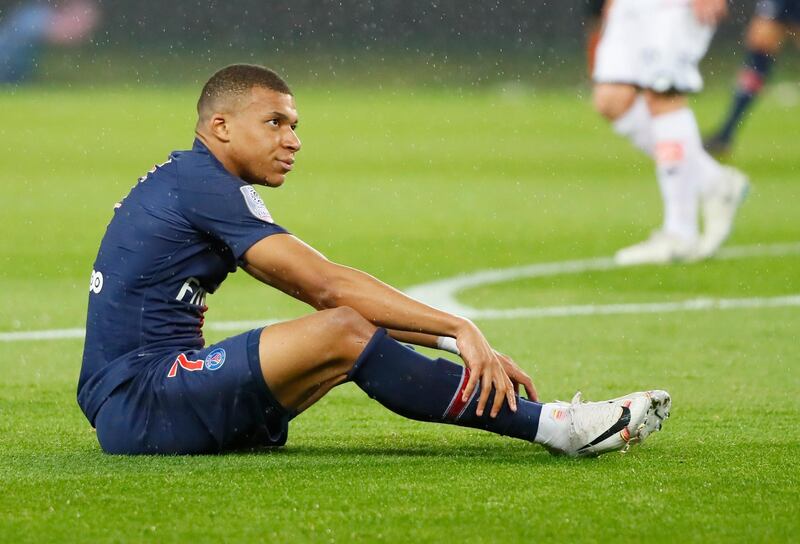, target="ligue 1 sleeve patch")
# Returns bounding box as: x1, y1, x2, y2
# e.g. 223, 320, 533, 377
239, 185, 275, 223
